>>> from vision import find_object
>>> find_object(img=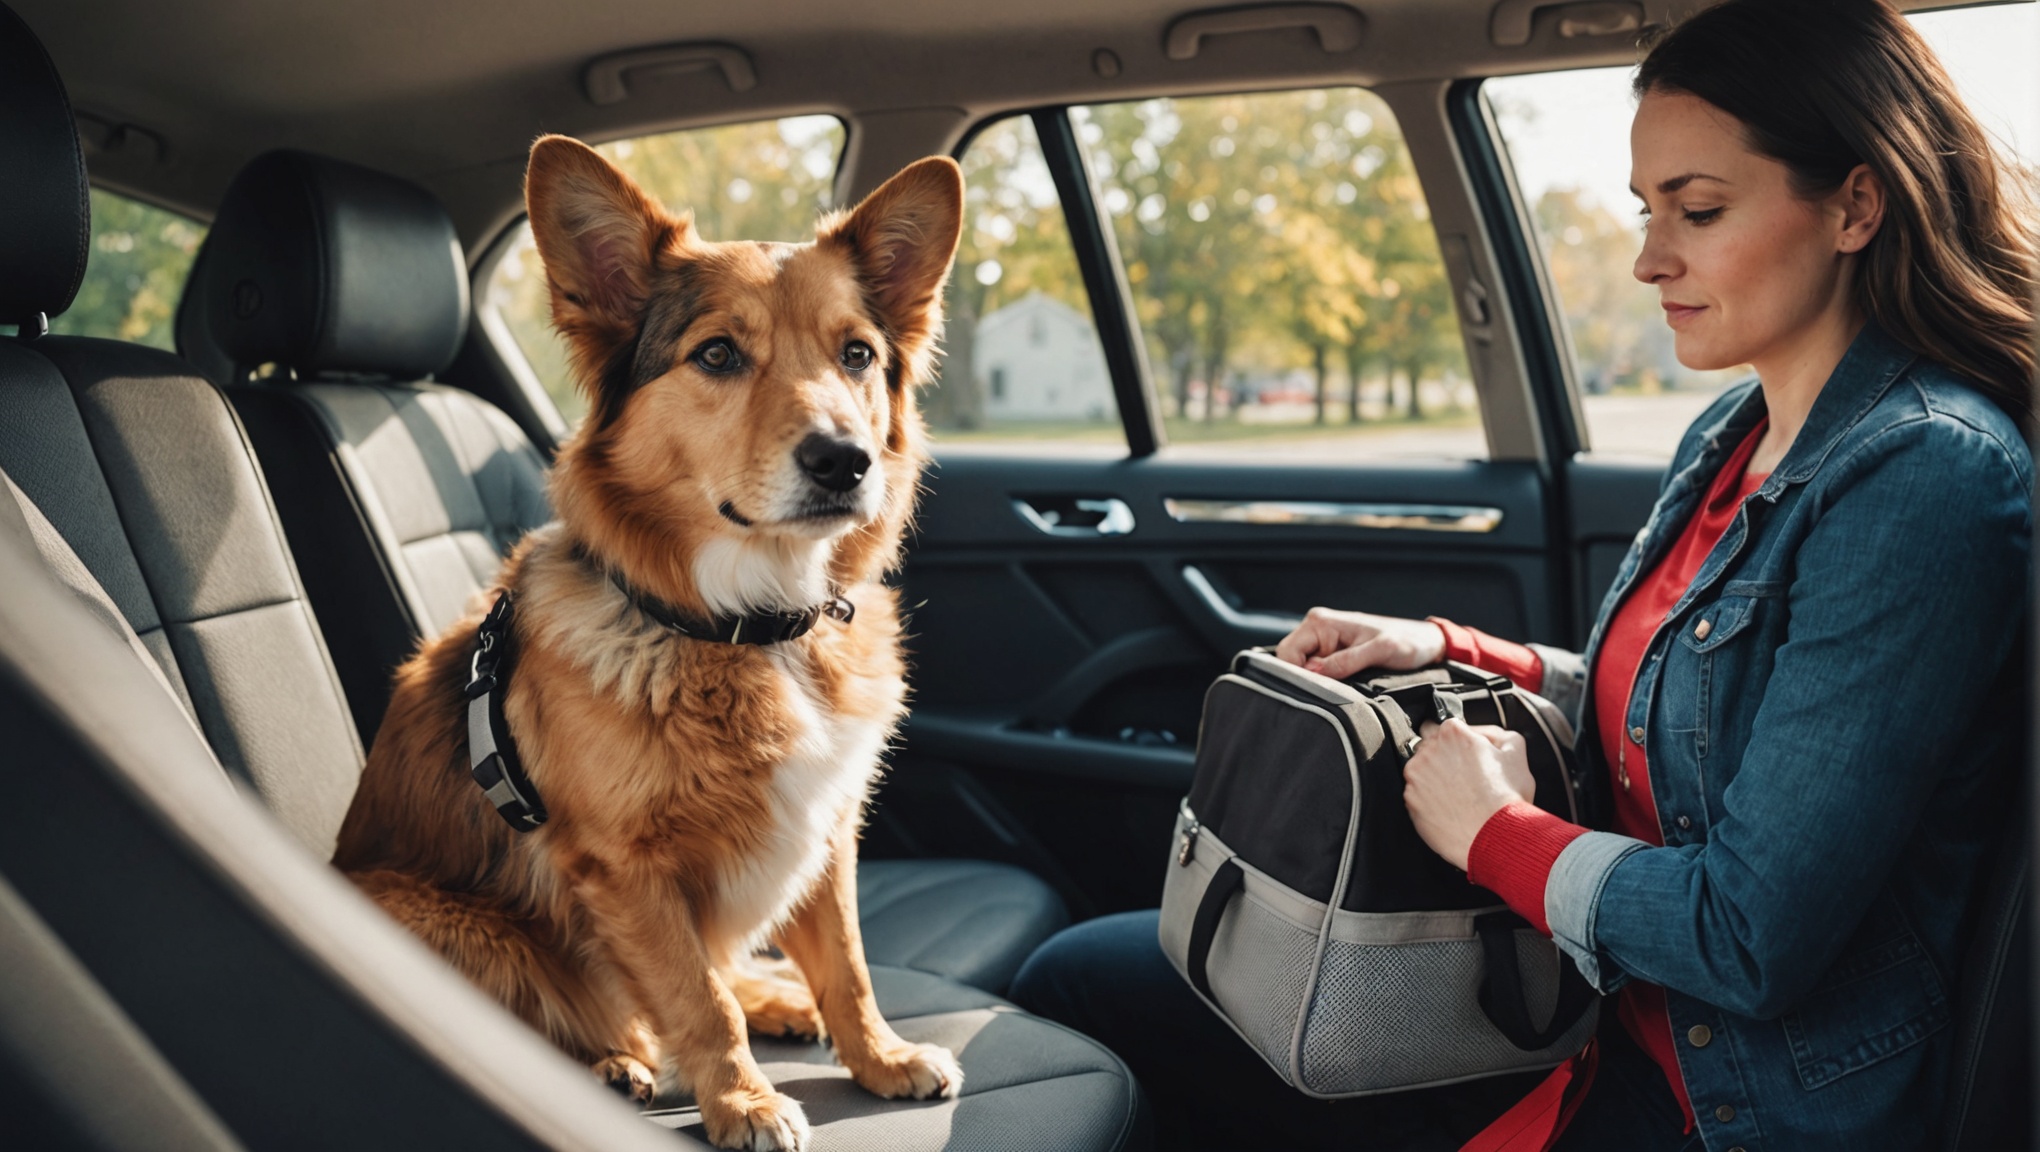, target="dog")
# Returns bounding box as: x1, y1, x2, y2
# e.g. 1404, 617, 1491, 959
330, 134, 966, 1152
